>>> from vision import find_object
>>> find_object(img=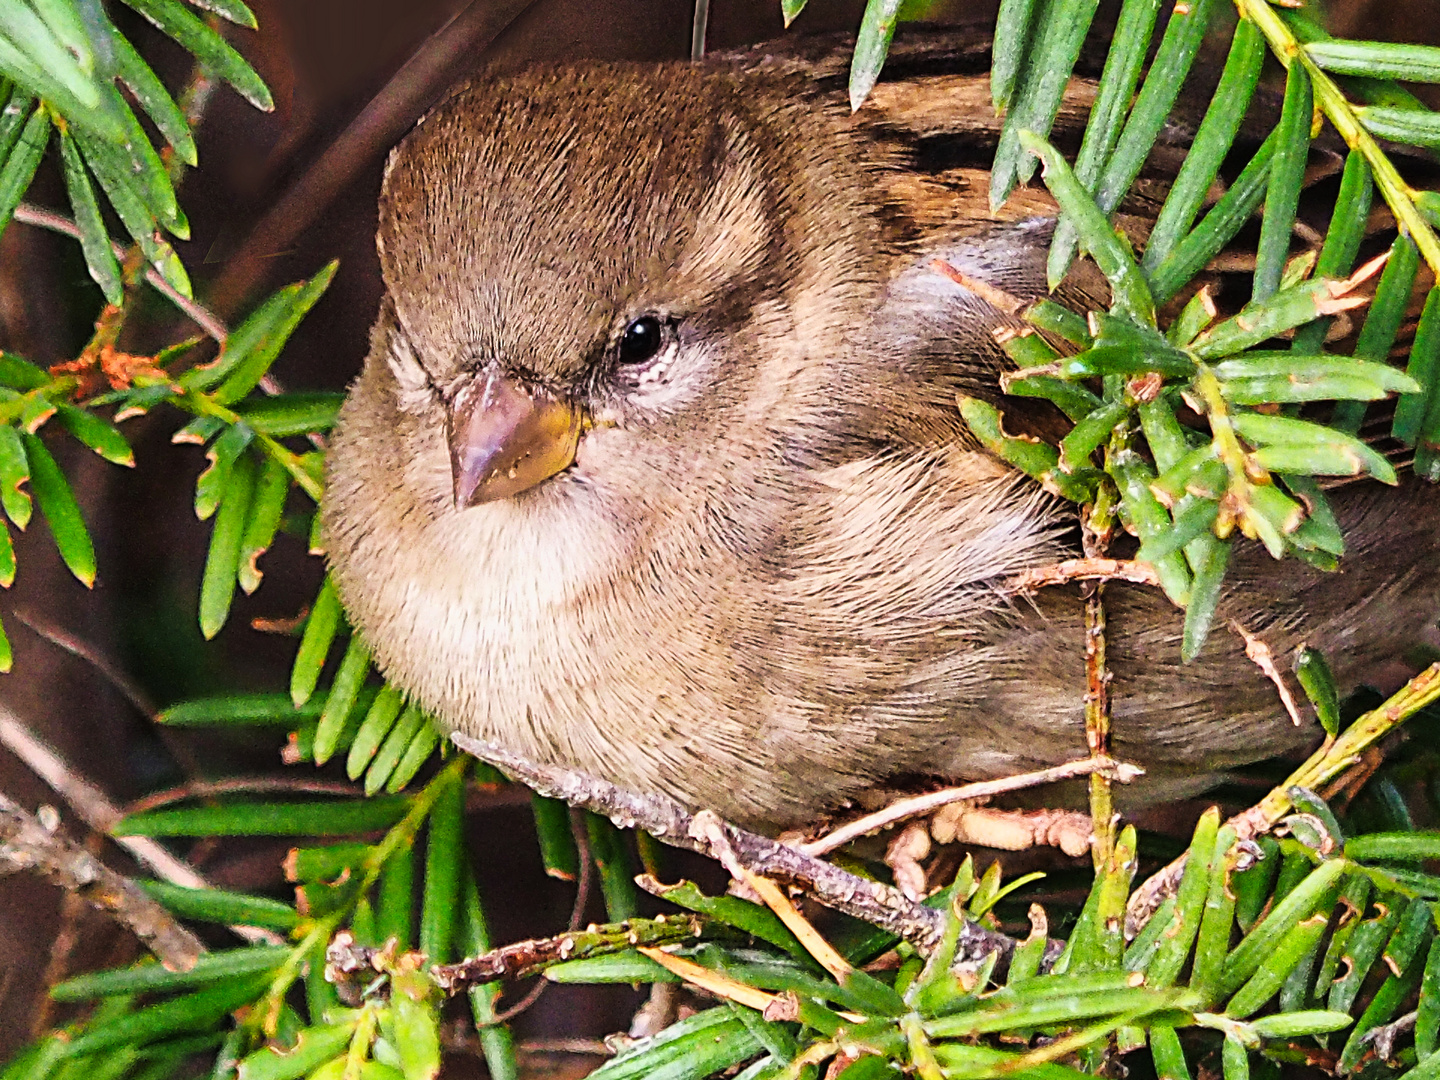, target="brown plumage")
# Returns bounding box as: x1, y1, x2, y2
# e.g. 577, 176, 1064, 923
322, 34, 1440, 832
